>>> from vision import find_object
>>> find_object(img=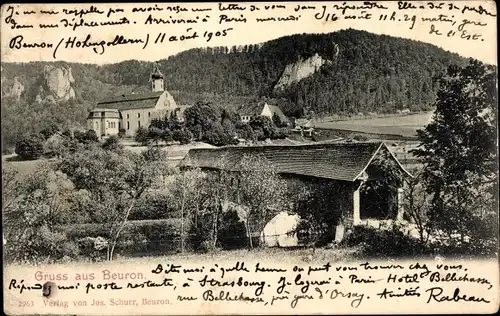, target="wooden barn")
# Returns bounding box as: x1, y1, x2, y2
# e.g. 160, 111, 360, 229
178, 142, 412, 242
